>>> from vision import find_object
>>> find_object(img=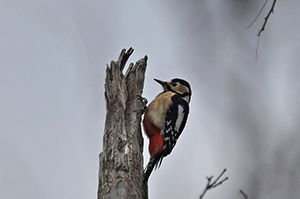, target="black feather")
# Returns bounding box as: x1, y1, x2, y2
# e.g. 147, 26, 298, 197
144, 94, 189, 182
163, 94, 189, 156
